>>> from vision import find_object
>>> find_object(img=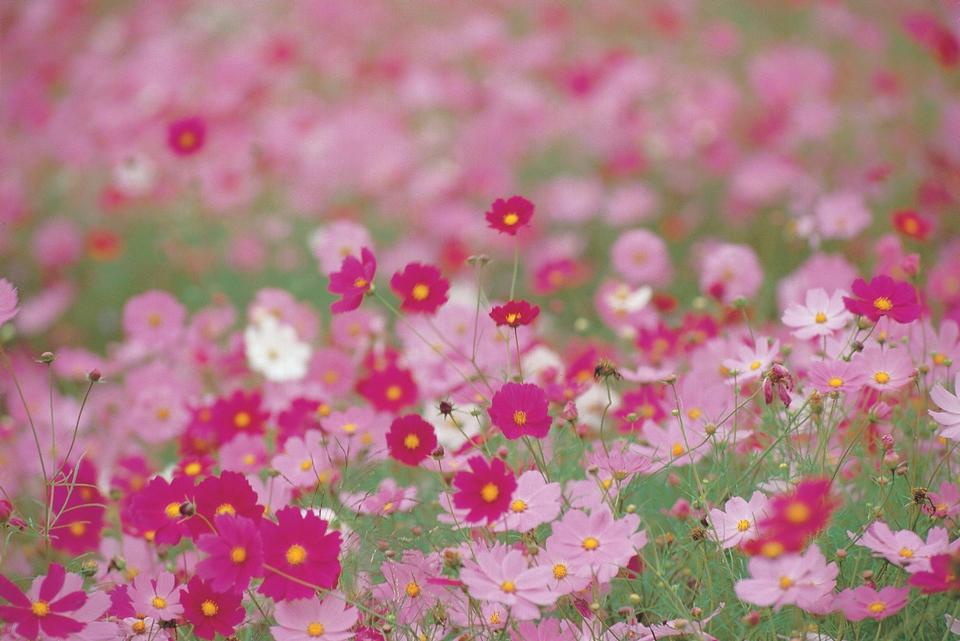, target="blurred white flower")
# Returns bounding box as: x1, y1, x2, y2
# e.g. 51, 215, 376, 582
244, 313, 311, 382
